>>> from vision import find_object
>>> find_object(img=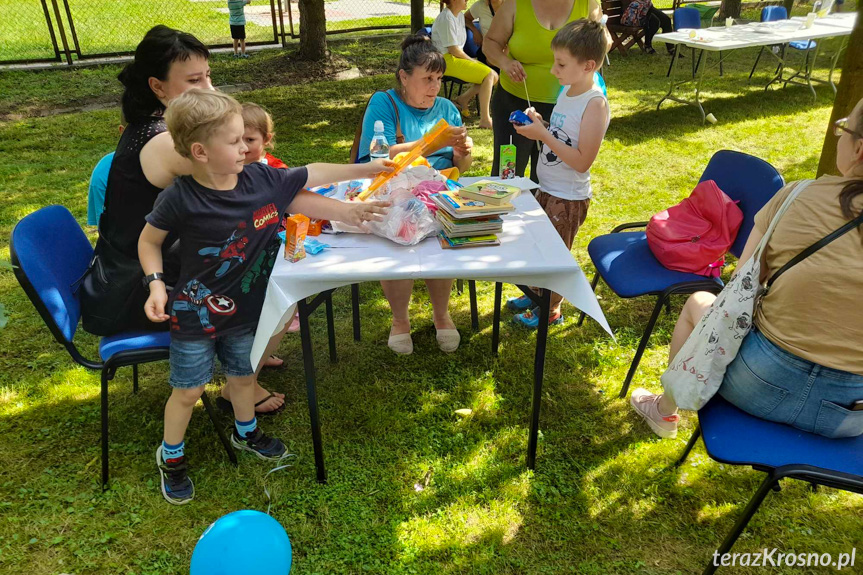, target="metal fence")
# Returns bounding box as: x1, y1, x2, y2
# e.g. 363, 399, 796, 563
1, 0, 435, 66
